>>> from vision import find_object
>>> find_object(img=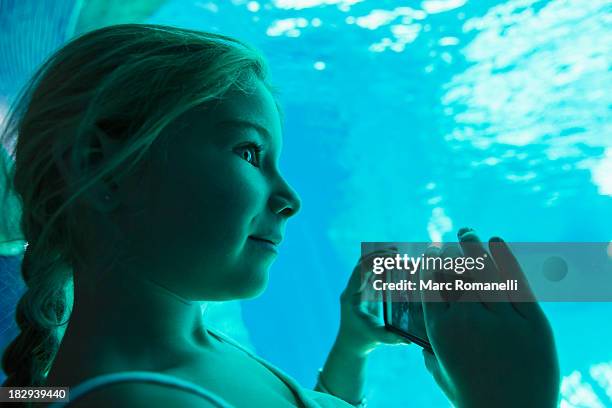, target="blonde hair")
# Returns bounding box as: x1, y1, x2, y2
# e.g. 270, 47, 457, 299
0, 23, 272, 391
